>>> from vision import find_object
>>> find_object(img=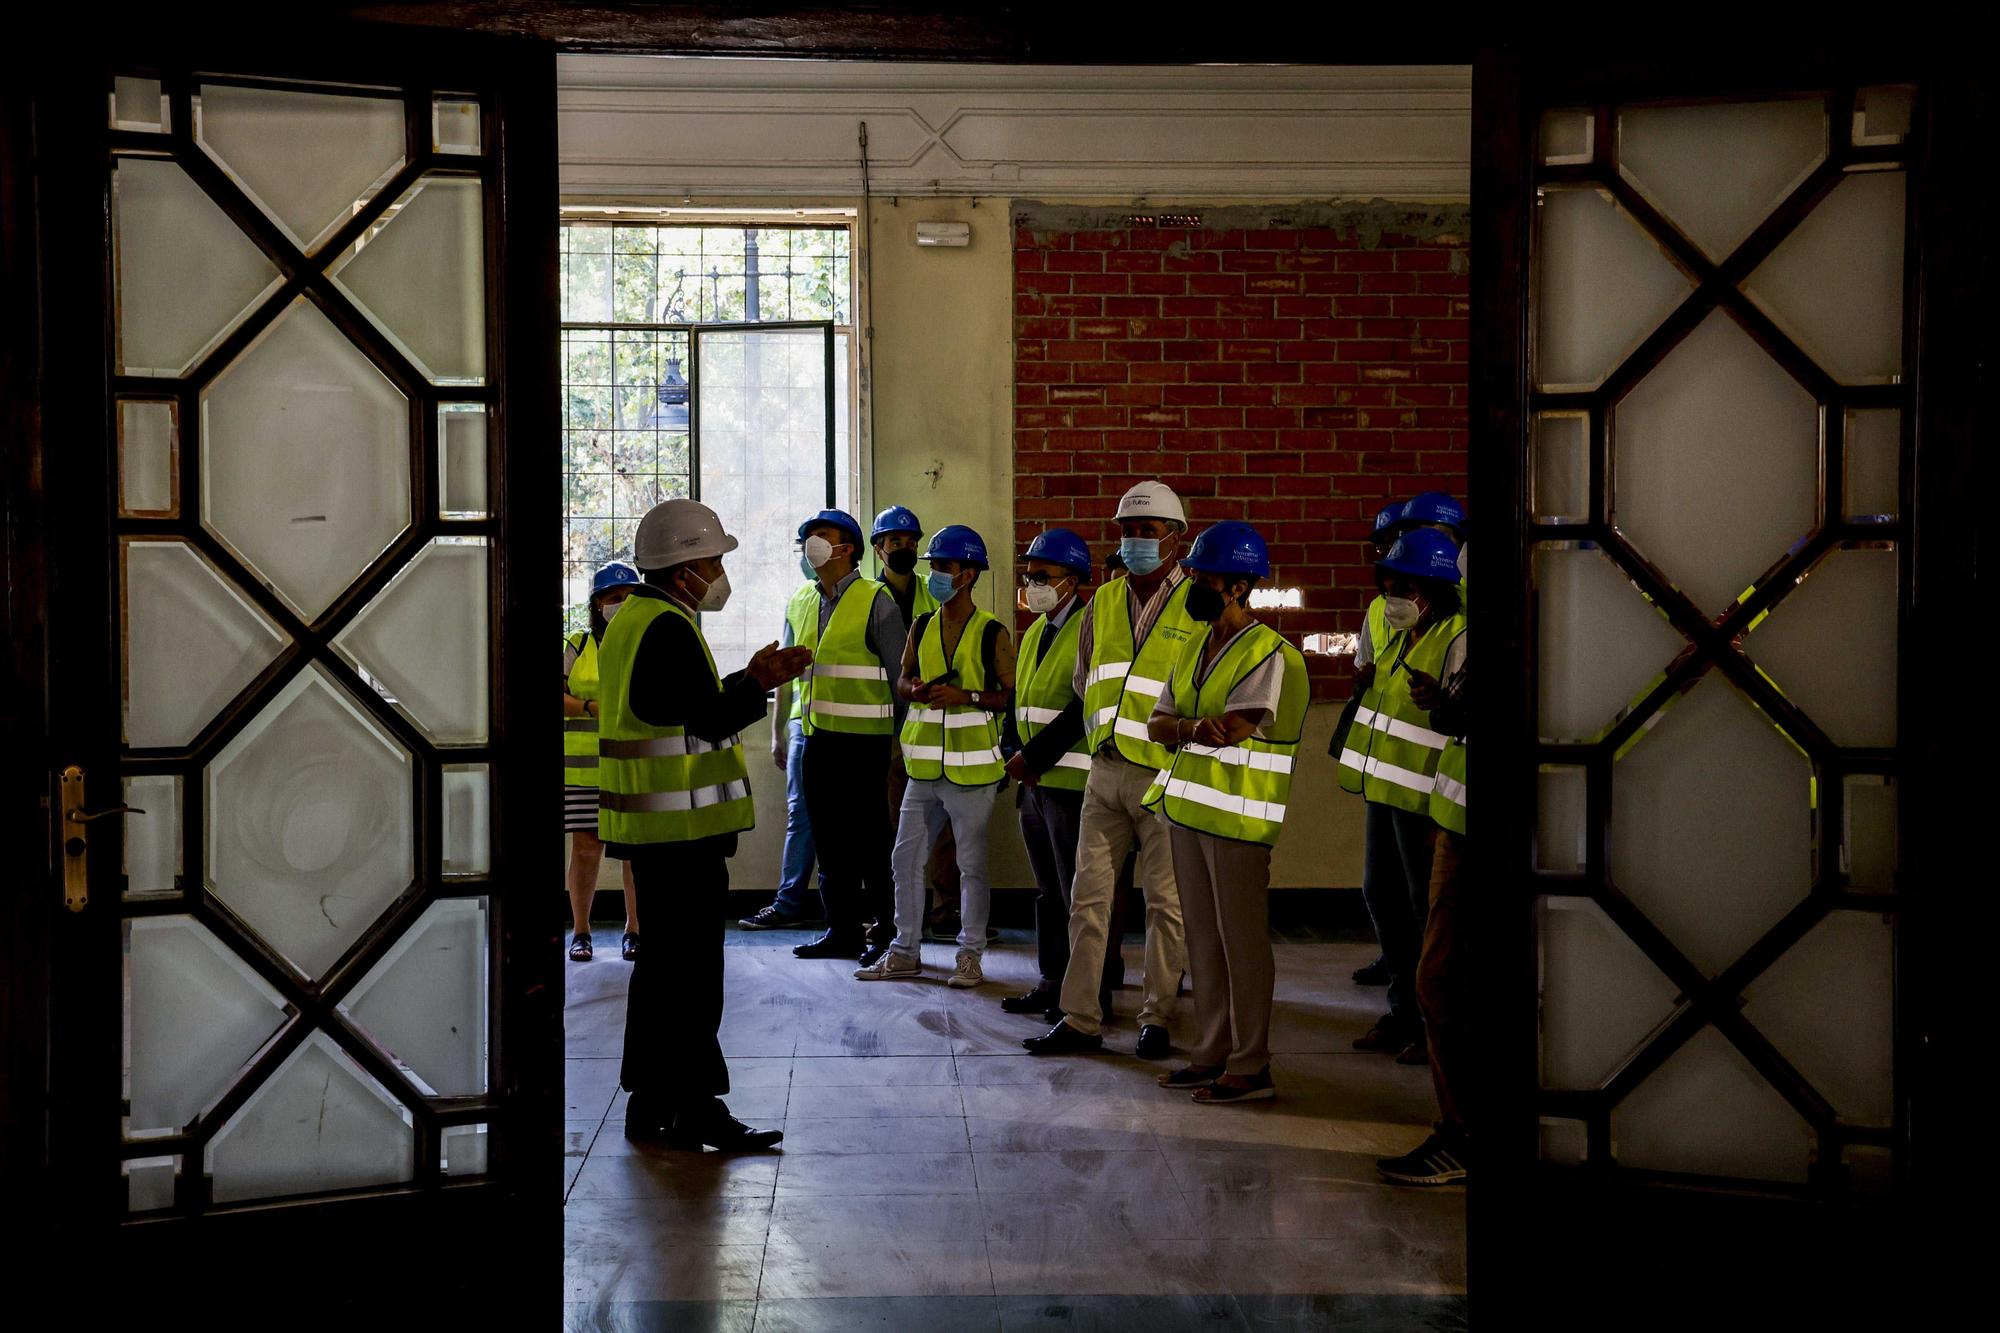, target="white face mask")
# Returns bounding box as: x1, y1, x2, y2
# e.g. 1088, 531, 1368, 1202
803, 535, 836, 569
684, 567, 732, 613
1022, 582, 1062, 615
599, 598, 626, 620
1383, 595, 1422, 630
